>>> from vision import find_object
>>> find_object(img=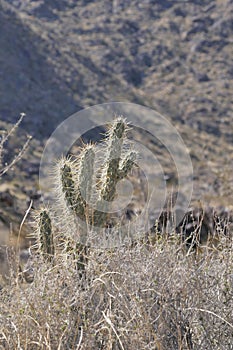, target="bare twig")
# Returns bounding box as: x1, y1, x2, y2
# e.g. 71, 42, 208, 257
0, 113, 31, 176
